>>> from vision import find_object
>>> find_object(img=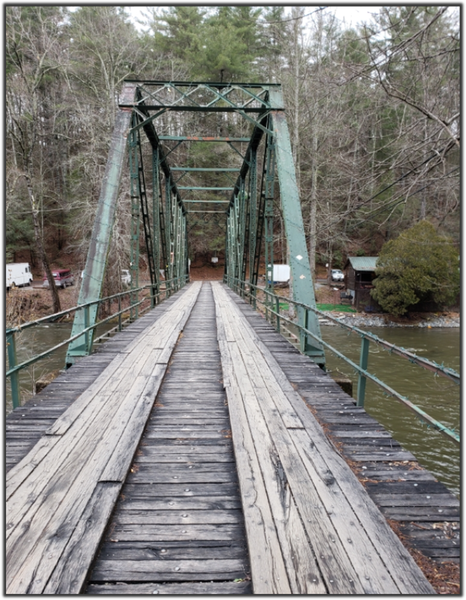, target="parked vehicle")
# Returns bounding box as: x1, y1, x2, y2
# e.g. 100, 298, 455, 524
6, 263, 33, 290
121, 269, 131, 285
80, 269, 131, 285
43, 269, 74, 288
267, 264, 290, 284
331, 268, 345, 281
